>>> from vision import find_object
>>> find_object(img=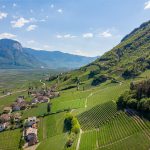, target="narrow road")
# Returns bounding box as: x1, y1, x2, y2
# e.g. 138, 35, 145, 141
85, 93, 93, 108
40, 80, 46, 88
98, 135, 133, 149
24, 143, 40, 150
76, 129, 83, 150
0, 89, 27, 99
